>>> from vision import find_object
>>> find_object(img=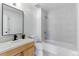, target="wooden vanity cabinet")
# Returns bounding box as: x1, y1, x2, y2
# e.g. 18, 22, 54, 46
0, 42, 35, 56
23, 46, 35, 56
